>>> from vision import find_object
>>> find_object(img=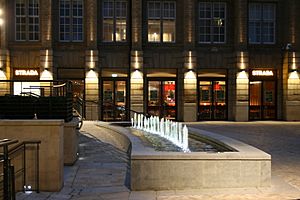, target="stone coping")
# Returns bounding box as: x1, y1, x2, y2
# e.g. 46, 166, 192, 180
96, 122, 271, 161
0, 119, 64, 126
